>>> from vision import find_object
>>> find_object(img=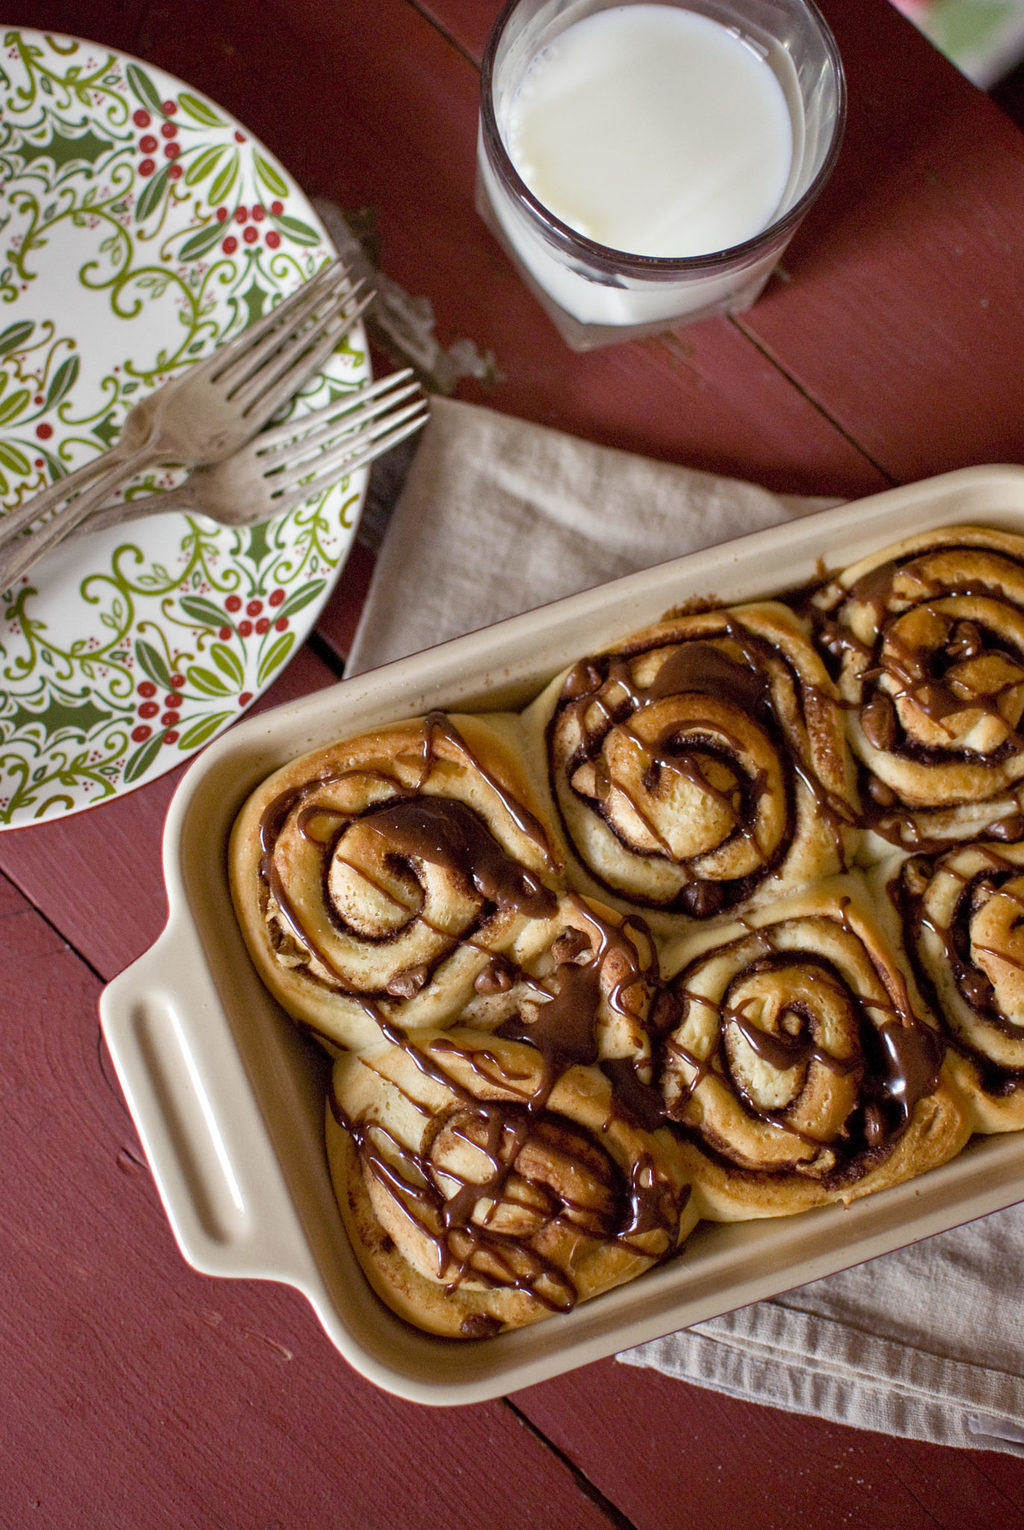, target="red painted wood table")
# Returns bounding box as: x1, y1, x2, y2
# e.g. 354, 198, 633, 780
4, 1, 1024, 1526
